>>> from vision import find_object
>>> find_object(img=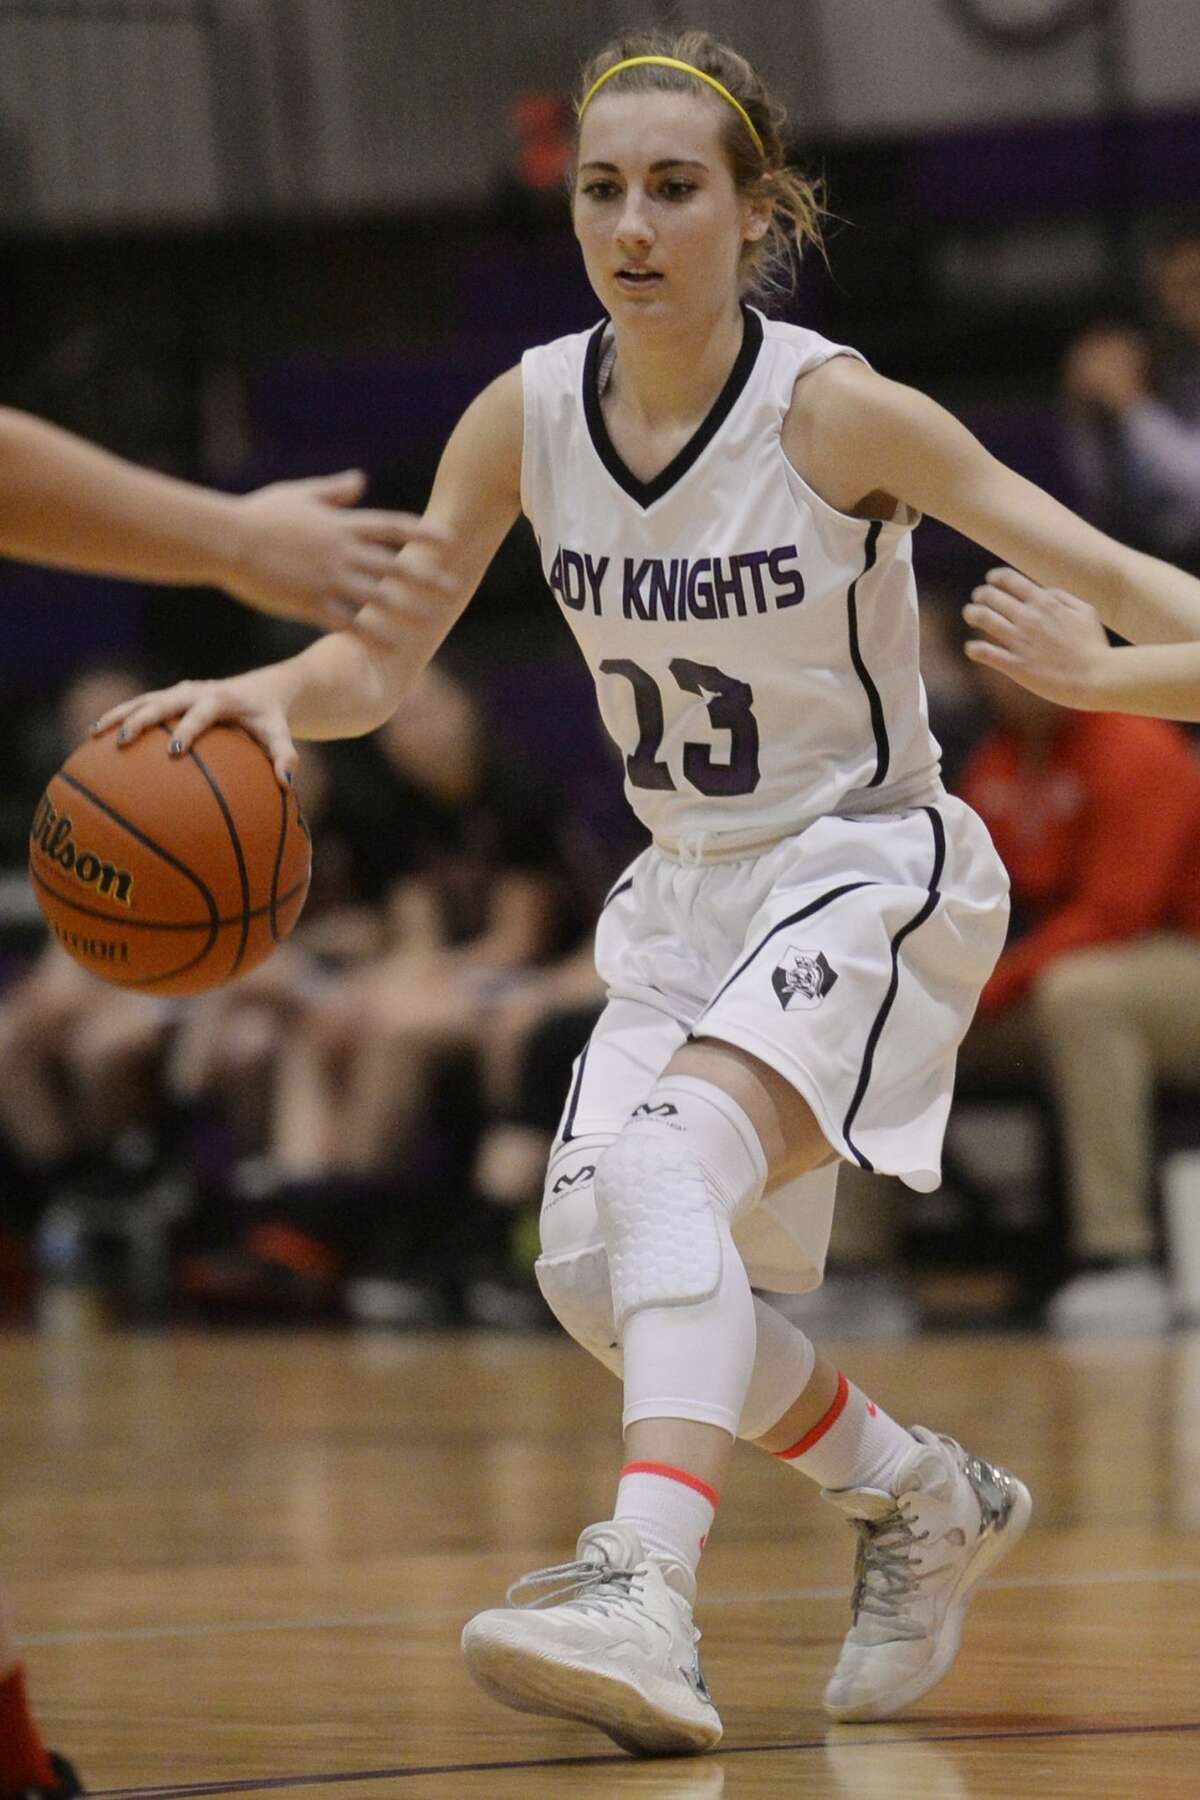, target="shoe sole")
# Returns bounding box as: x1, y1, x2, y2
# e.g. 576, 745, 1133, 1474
461, 1616, 722, 1756
824, 1475, 1033, 1722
